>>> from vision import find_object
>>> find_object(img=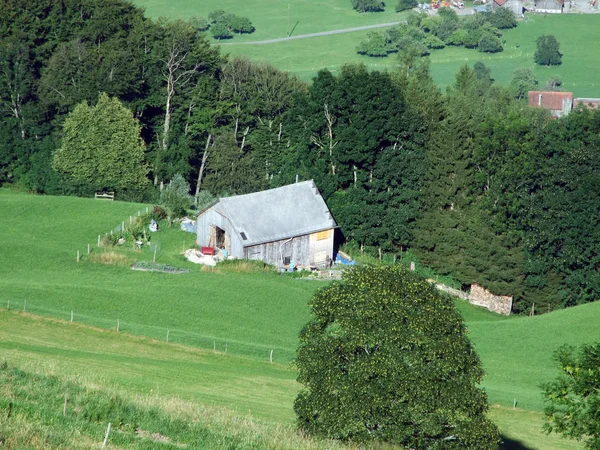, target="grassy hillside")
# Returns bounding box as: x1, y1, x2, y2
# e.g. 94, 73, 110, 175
2, 190, 600, 448
133, 0, 600, 96
135, 0, 407, 41
0, 189, 320, 363
0, 310, 585, 449
0, 359, 347, 450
